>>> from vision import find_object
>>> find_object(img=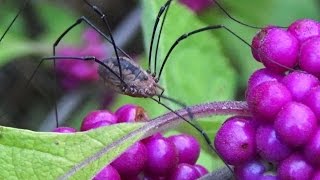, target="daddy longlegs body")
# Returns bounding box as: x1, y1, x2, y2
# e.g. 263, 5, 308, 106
1, 0, 294, 174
